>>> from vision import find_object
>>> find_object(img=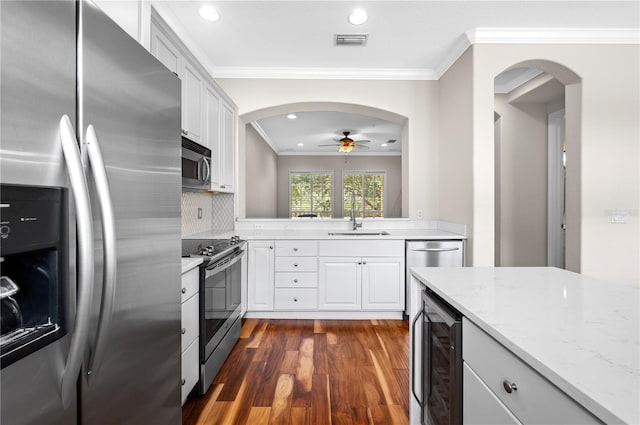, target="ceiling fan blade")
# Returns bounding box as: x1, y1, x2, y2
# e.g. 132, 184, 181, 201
355, 140, 371, 143
355, 145, 370, 149
318, 144, 341, 147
